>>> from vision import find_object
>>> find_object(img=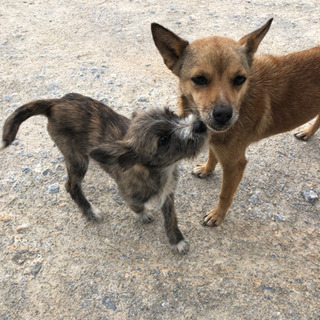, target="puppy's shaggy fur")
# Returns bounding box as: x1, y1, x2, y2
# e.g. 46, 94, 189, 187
2, 93, 208, 253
